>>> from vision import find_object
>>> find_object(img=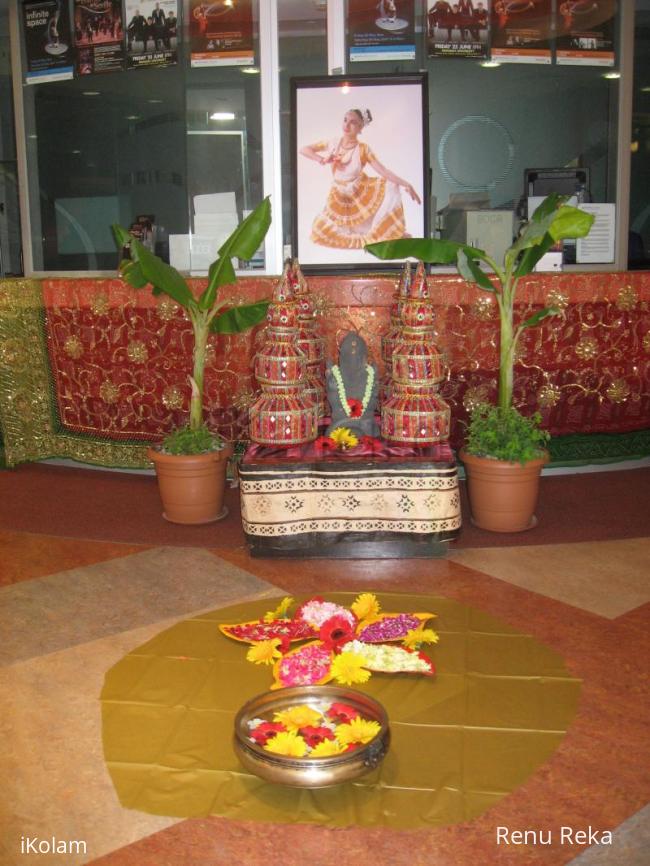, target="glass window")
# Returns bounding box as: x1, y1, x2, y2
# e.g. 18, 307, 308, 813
18, 1, 264, 272
0, 0, 22, 276
346, 2, 620, 263
278, 0, 328, 254
630, 0, 650, 268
